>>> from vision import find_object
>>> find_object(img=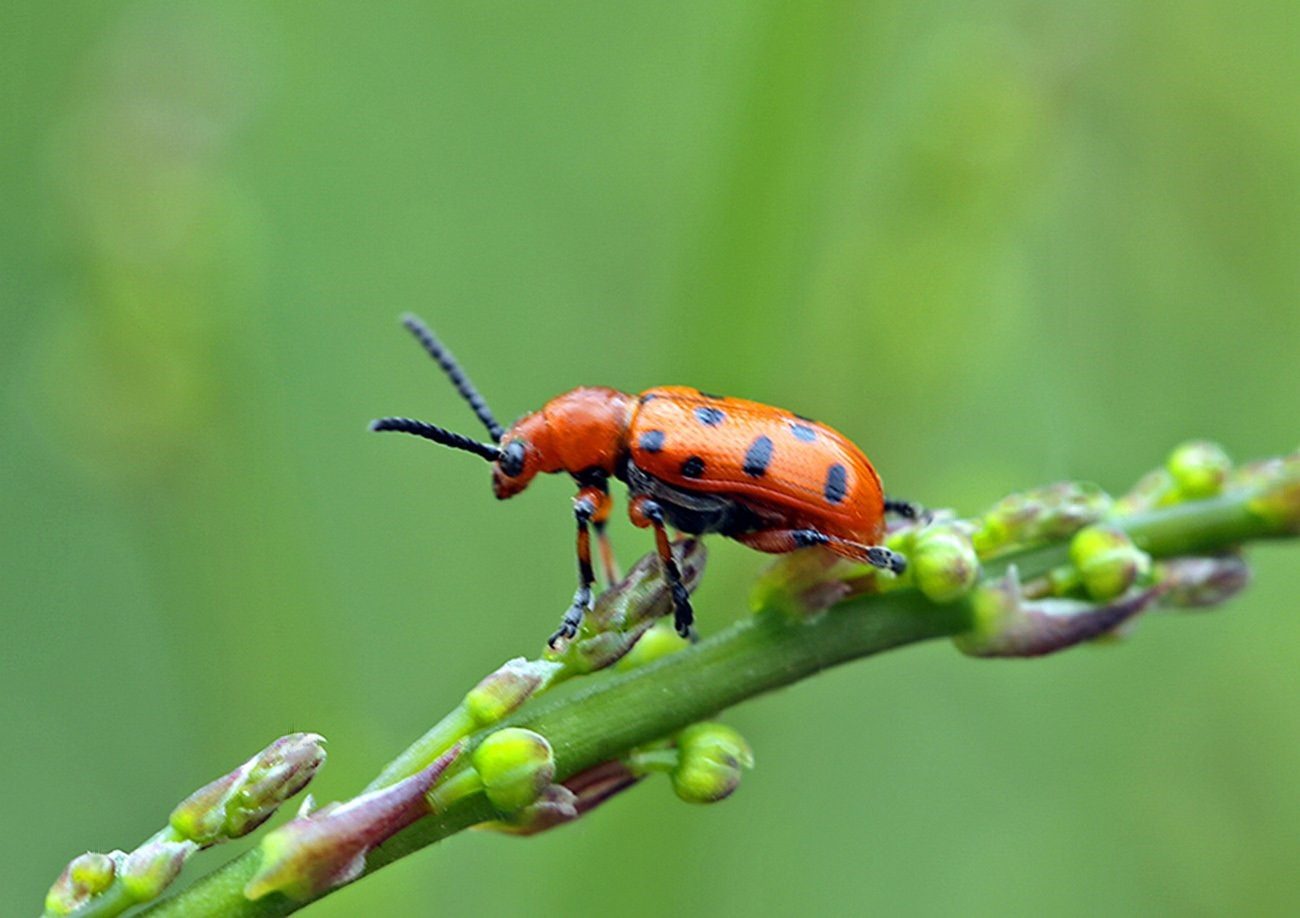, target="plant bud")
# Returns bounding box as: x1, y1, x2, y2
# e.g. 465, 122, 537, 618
44, 851, 119, 915
472, 728, 556, 814
671, 723, 754, 804
120, 839, 195, 902
1069, 526, 1151, 601
912, 525, 980, 603
1167, 440, 1231, 499
171, 732, 327, 844
464, 658, 560, 726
